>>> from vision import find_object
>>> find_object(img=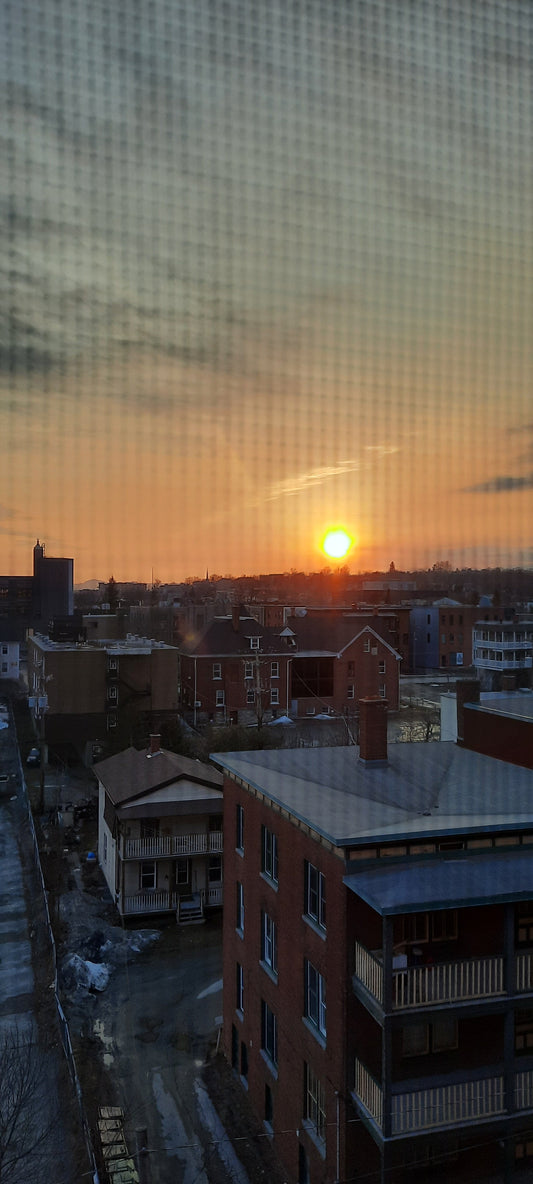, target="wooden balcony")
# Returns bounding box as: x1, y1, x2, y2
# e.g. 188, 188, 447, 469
354, 1059, 533, 1137
122, 831, 223, 859
122, 884, 223, 916
354, 941, 533, 1010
